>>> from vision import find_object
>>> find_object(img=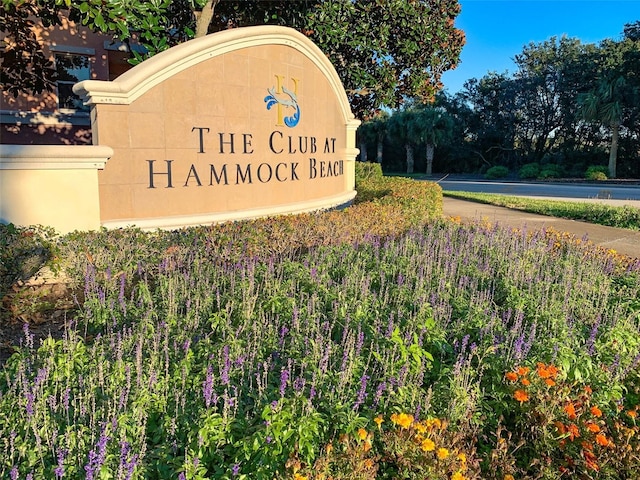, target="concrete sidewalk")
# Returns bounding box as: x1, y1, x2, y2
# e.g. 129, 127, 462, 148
442, 197, 640, 258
